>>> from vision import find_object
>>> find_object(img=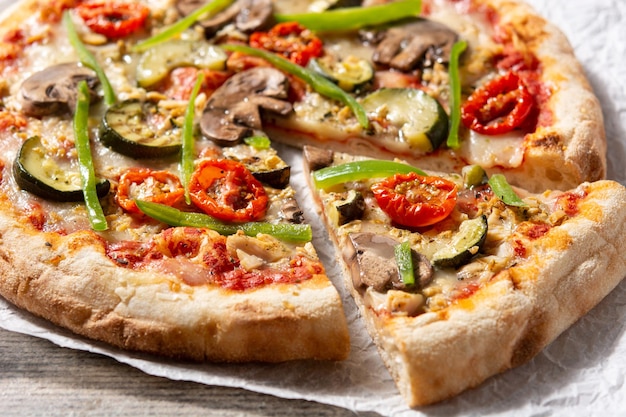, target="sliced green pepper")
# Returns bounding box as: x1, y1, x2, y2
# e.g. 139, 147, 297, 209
394, 240, 415, 286
275, 0, 421, 32
488, 174, 527, 207
63, 11, 116, 106
181, 72, 205, 205
312, 159, 427, 190
135, 200, 313, 243
221, 44, 370, 130
132, 0, 233, 52
74, 81, 108, 231
244, 135, 271, 150
446, 40, 467, 149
